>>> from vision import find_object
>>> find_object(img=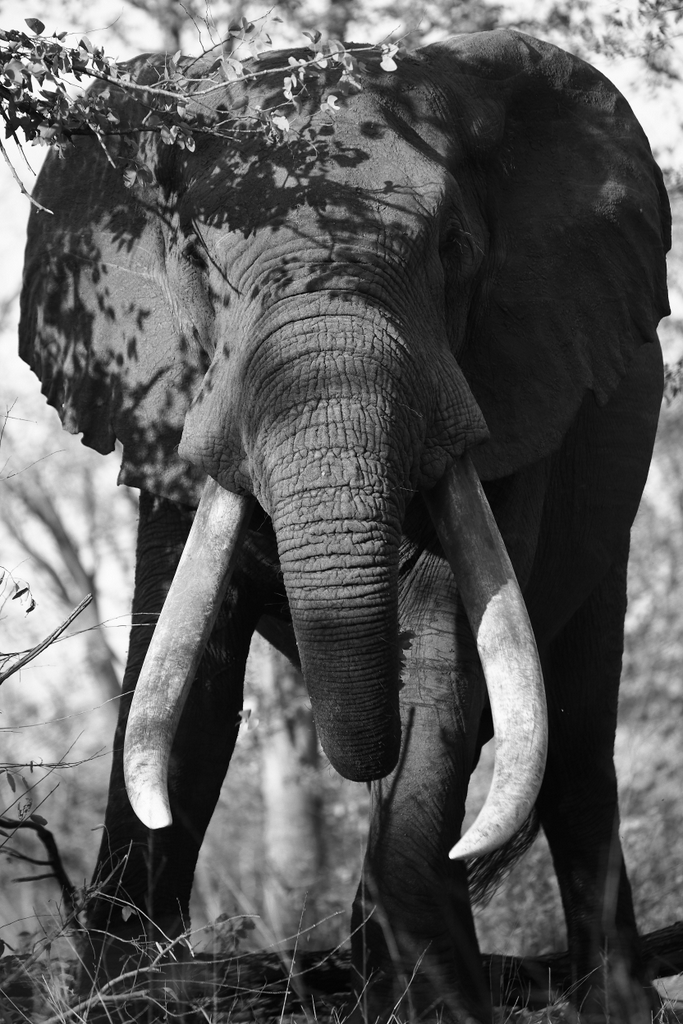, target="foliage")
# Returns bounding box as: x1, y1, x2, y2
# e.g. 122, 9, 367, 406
0, 21, 125, 152
2, 1, 683, 202
0, 17, 403, 207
